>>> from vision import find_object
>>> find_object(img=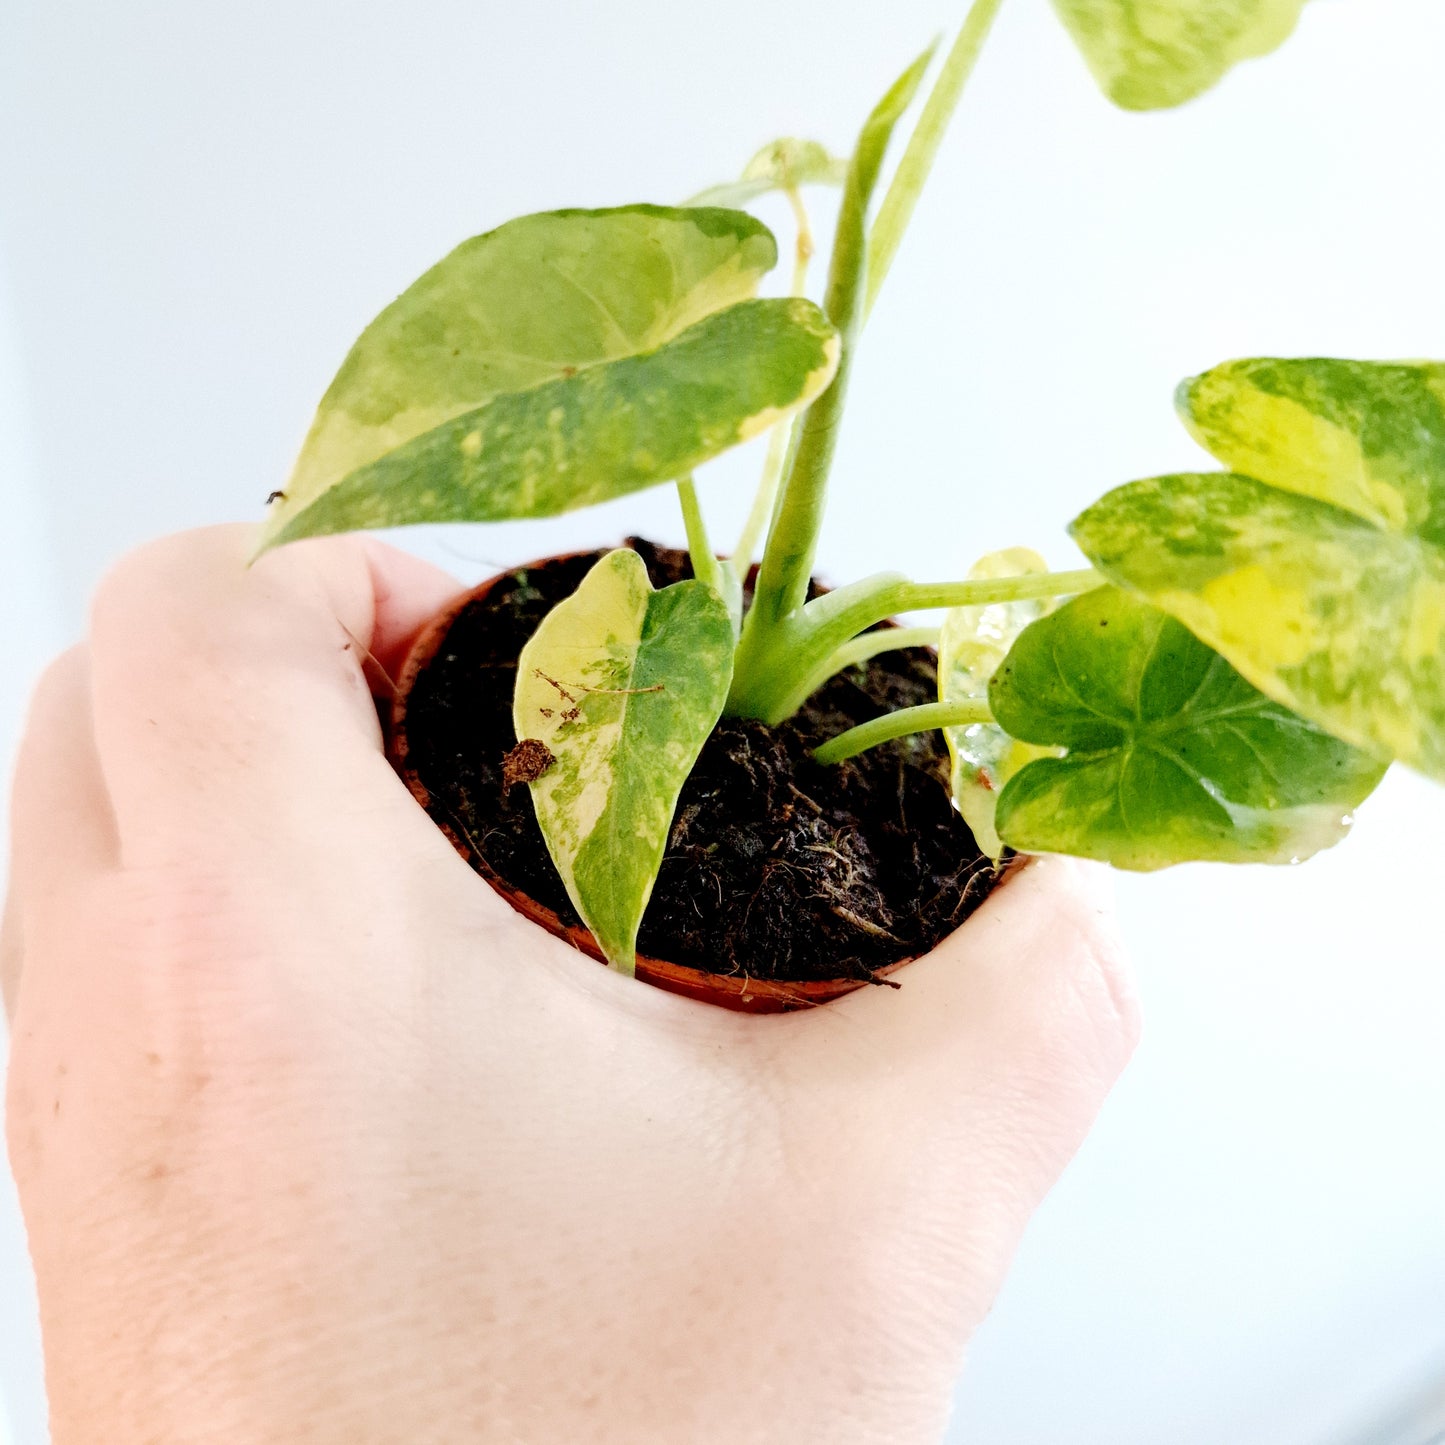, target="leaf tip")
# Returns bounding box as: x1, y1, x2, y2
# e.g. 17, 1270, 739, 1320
245, 523, 277, 567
